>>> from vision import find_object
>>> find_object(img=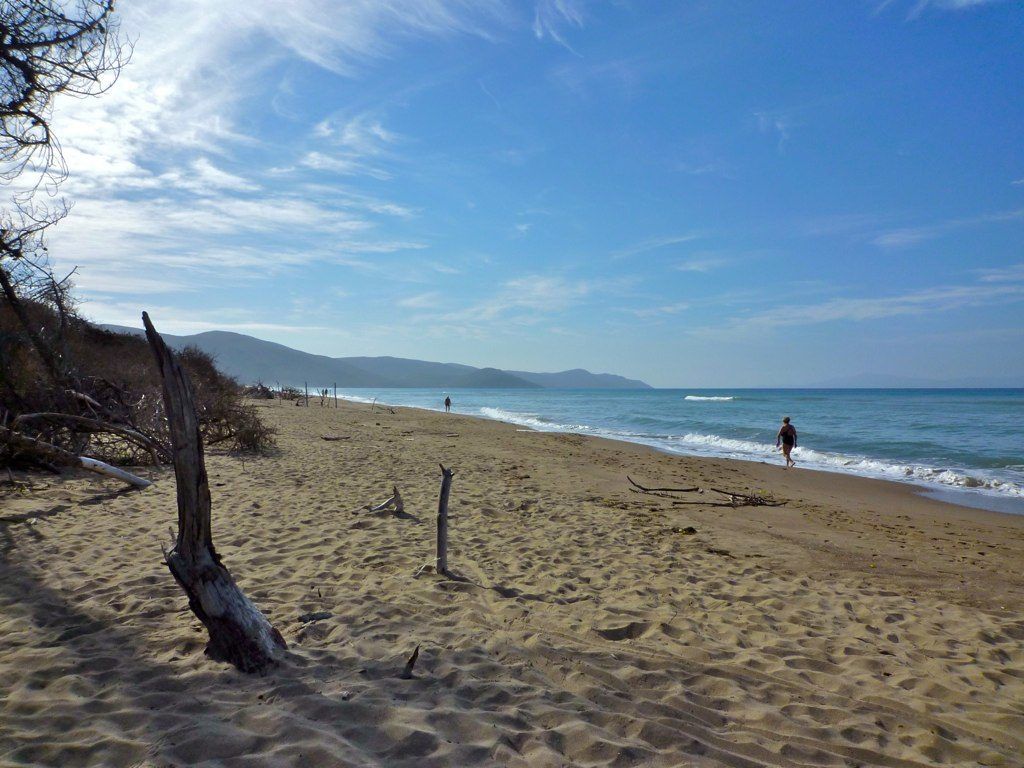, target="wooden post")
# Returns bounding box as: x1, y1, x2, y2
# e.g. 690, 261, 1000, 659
143, 312, 286, 673
304, 382, 309, 408
334, 382, 337, 408
436, 464, 454, 575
